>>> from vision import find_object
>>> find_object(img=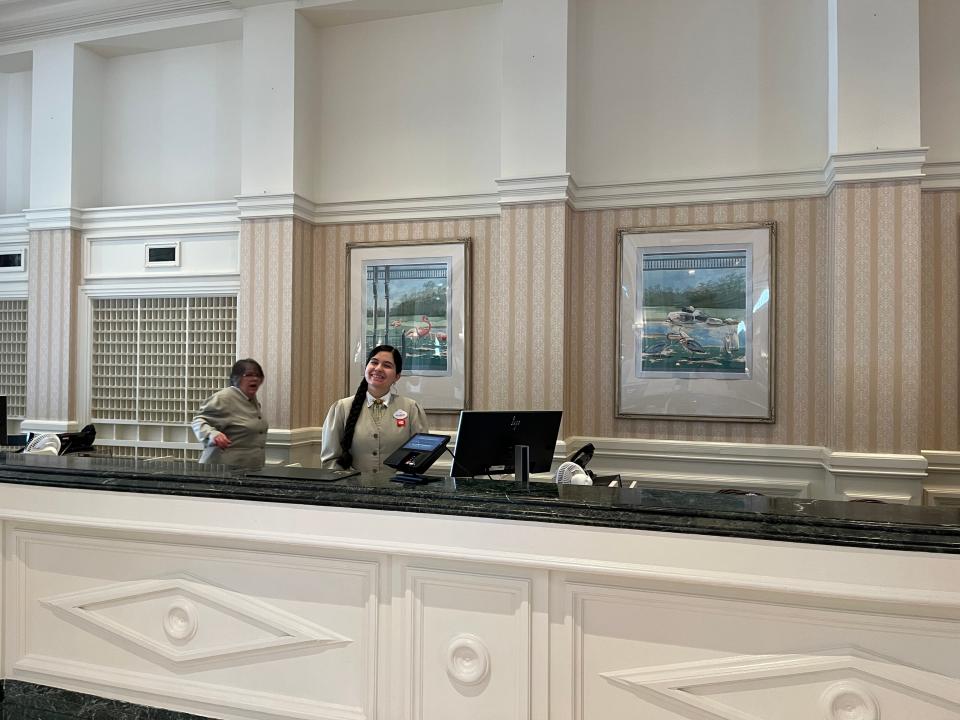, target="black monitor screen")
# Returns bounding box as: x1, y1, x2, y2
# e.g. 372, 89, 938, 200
0, 395, 6, 445
451, 410, 562, 477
